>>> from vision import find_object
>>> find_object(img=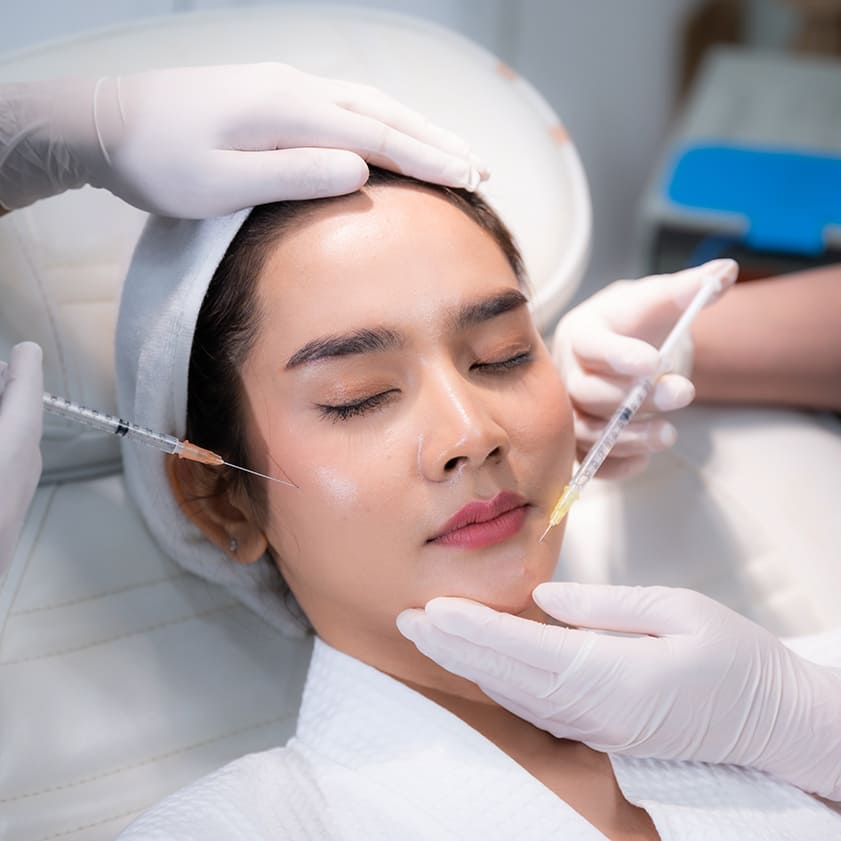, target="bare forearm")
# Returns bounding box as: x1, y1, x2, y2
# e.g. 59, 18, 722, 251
691, 264, 841, 411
